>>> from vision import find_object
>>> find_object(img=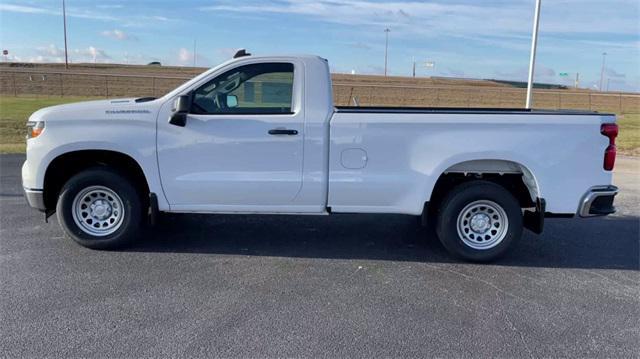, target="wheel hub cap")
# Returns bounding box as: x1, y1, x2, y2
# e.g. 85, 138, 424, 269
469, 213, 491, 233
90, 200, 112, 220
456, 200, 509, 250
71, 186, 125, 237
